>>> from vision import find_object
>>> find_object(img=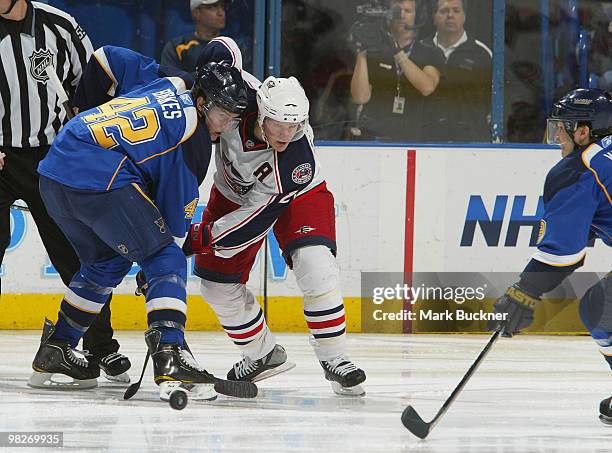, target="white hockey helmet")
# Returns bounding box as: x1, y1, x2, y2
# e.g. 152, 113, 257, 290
256, 76, 310, 142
